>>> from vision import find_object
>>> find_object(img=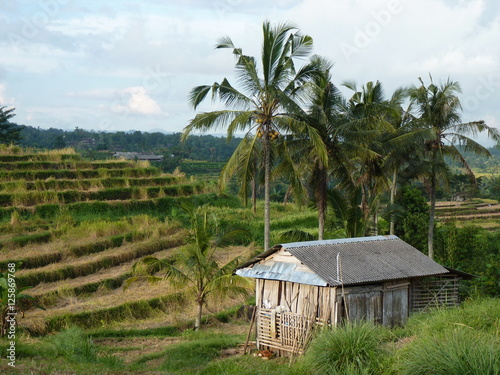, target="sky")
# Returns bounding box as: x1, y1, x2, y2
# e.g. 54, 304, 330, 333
1, 0, 499, 146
